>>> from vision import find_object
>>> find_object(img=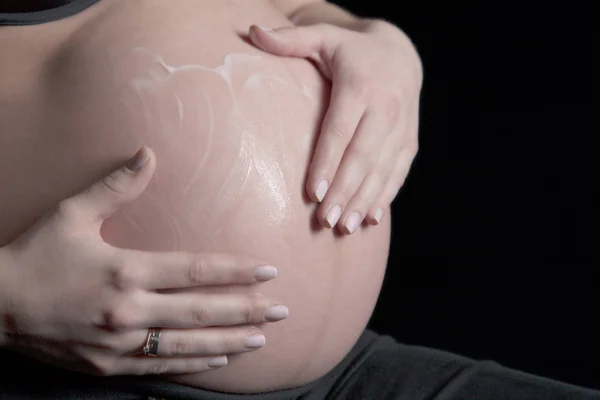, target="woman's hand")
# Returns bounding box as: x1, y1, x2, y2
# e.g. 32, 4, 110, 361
249, 20, 422, 234
0, 146, 287, 376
